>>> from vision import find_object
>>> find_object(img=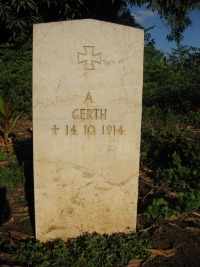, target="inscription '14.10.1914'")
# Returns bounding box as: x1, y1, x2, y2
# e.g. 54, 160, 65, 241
51, 125, 124, 135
